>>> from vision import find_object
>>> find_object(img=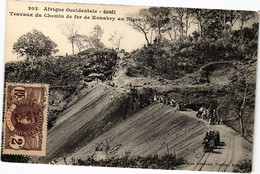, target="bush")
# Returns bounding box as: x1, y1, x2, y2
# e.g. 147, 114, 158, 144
74, 154, 186, 170
5, 49, 118, 129
1, 154, 29, 163
129, 23, 258, 80
233, 159, 252, 173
